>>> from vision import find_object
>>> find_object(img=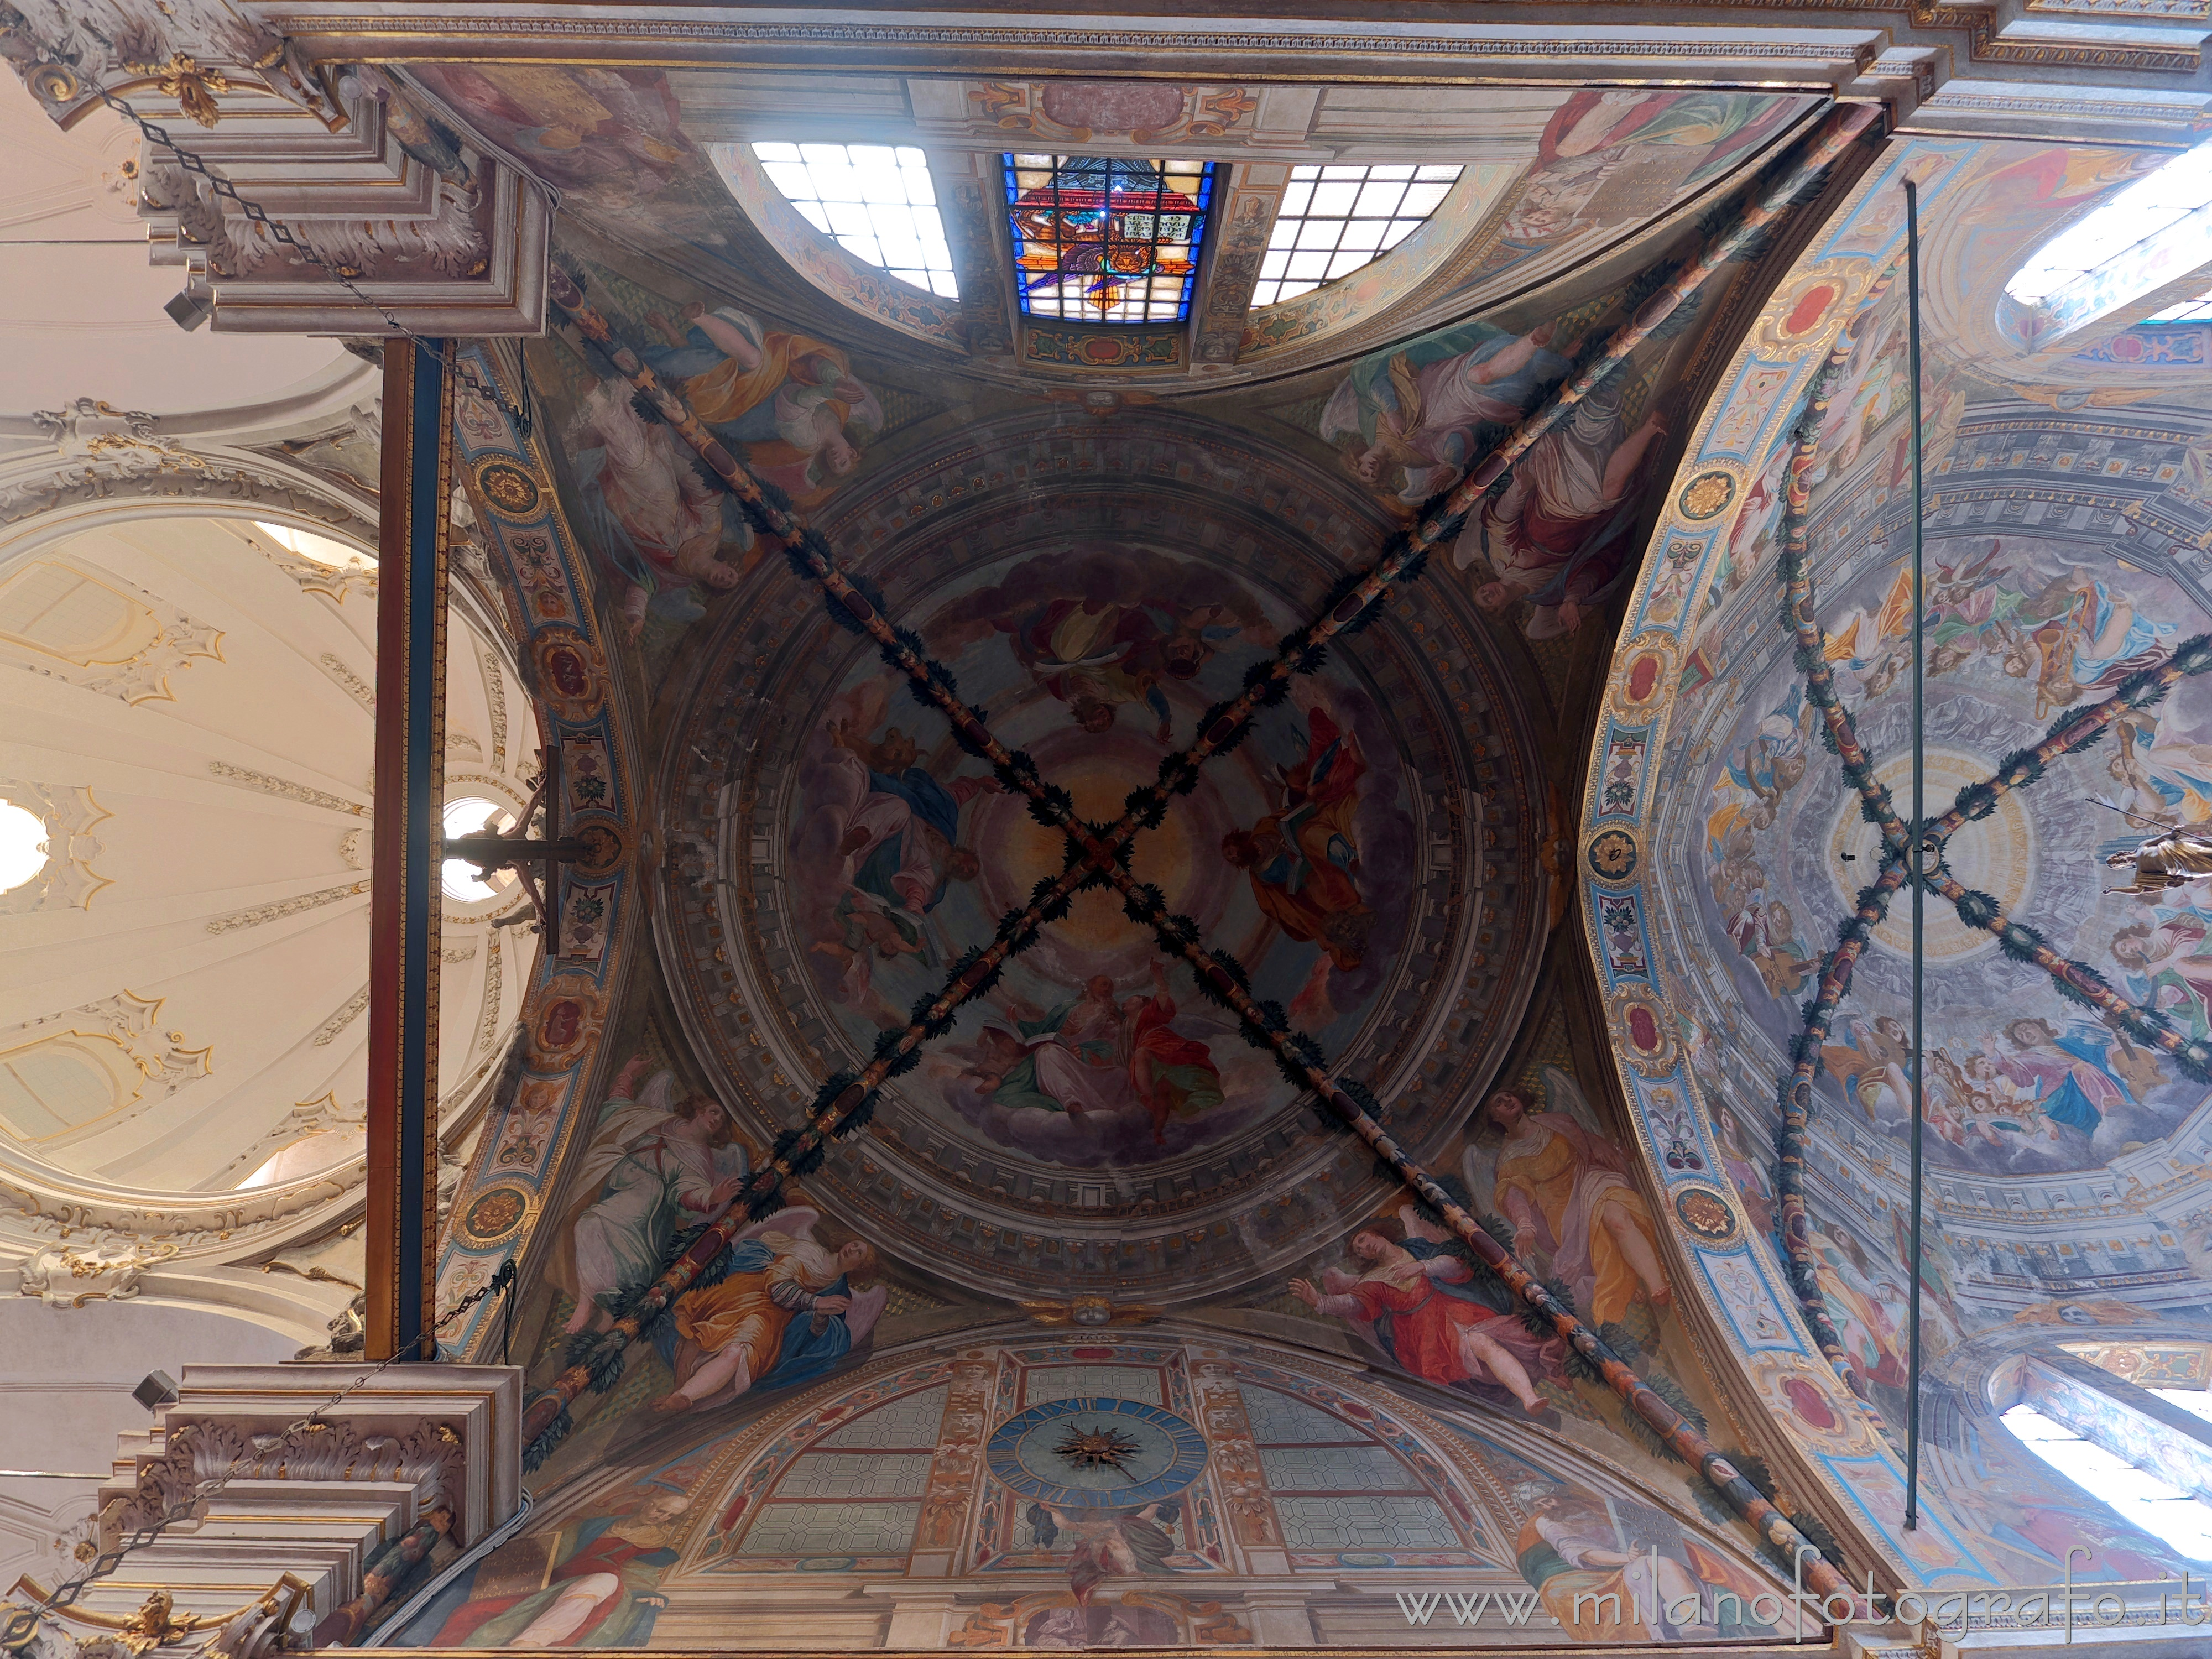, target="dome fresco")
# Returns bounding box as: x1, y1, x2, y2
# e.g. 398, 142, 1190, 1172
1584, 135, 2212, 1596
